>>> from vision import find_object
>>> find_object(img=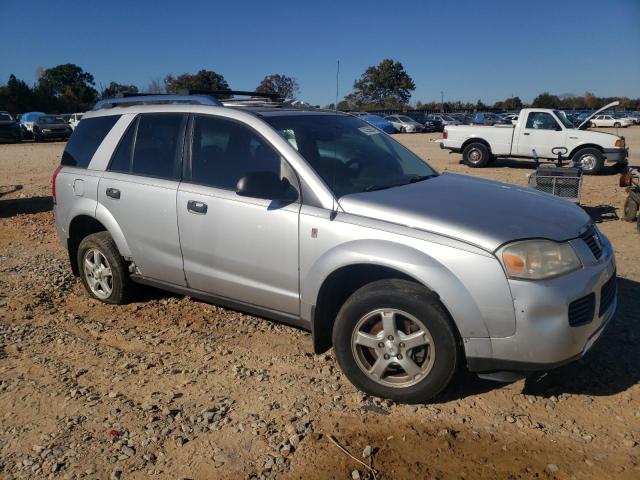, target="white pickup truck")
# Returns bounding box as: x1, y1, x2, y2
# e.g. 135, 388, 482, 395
441, 102, 629, 174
